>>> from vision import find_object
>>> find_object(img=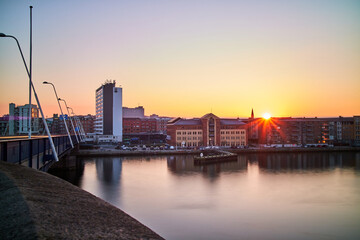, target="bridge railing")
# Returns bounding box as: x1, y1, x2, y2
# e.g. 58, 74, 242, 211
0, 135, 78, 170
